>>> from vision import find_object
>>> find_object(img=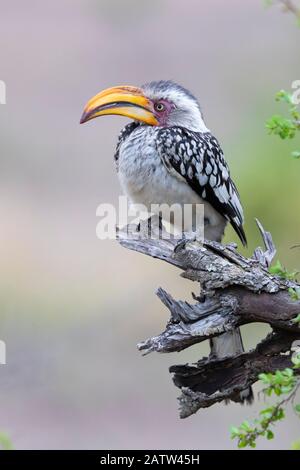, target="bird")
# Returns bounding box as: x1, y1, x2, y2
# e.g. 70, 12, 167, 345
80, 80, 253, 404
